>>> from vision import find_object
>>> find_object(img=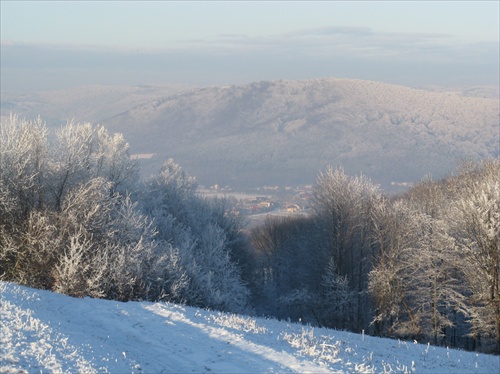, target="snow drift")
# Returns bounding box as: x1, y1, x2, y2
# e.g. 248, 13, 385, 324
1, 281, 498, 373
